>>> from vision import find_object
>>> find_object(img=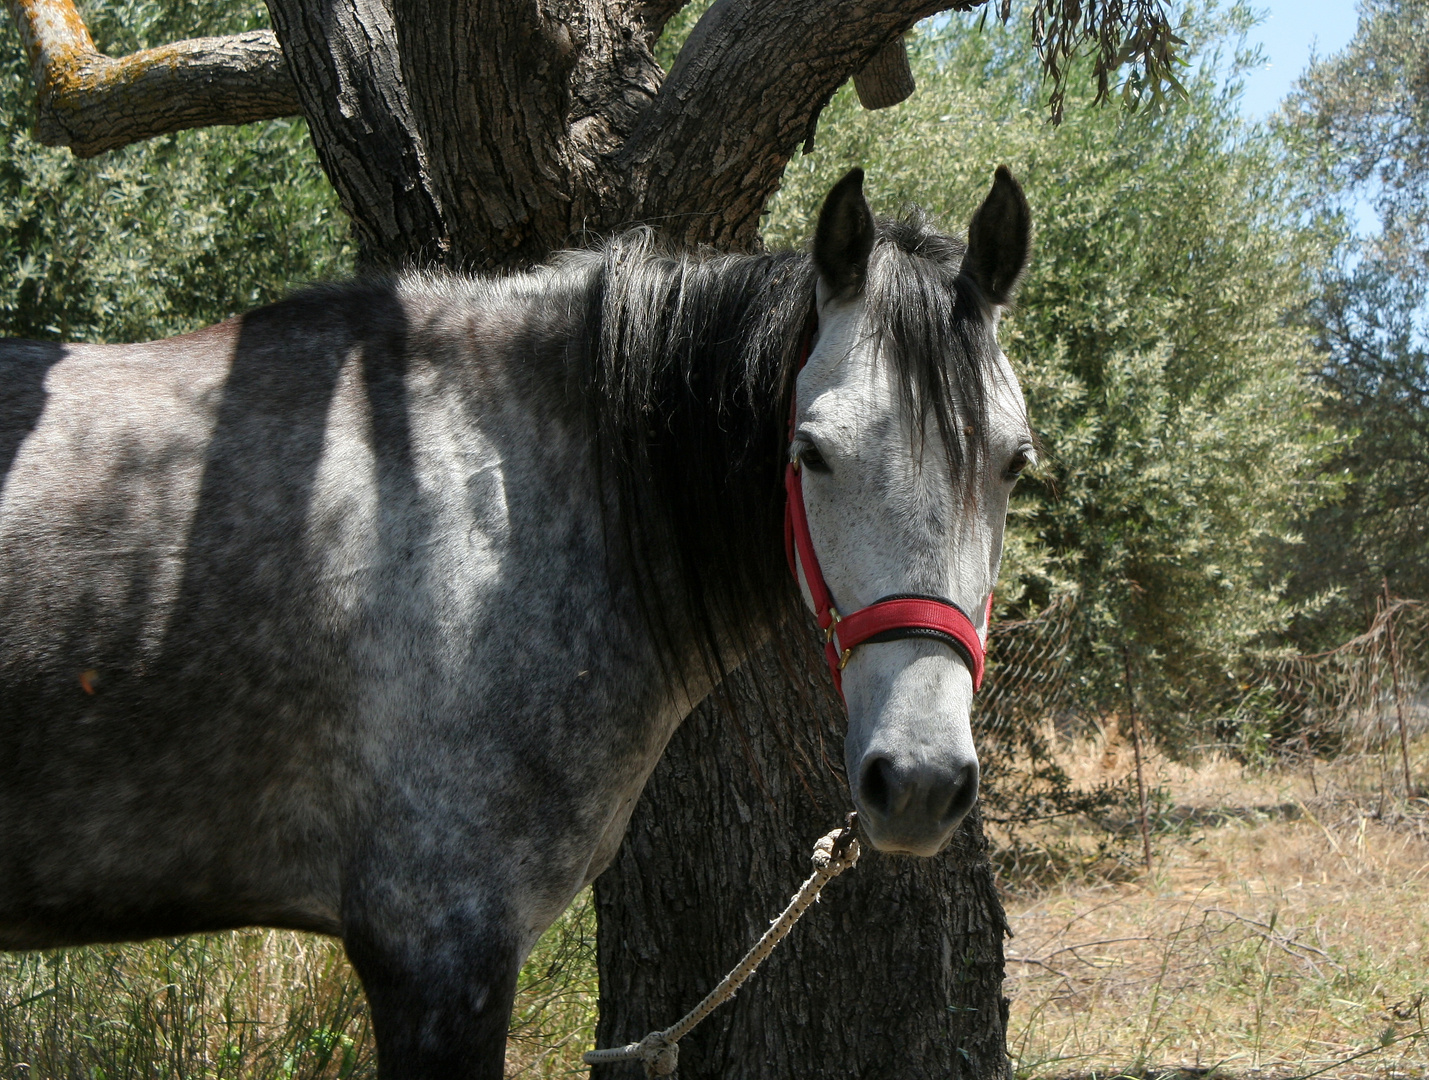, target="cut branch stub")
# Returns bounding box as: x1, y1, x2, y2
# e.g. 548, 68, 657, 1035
853, 34, 914, 109
5, 0, 299, 157
617, 0, 954, 252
